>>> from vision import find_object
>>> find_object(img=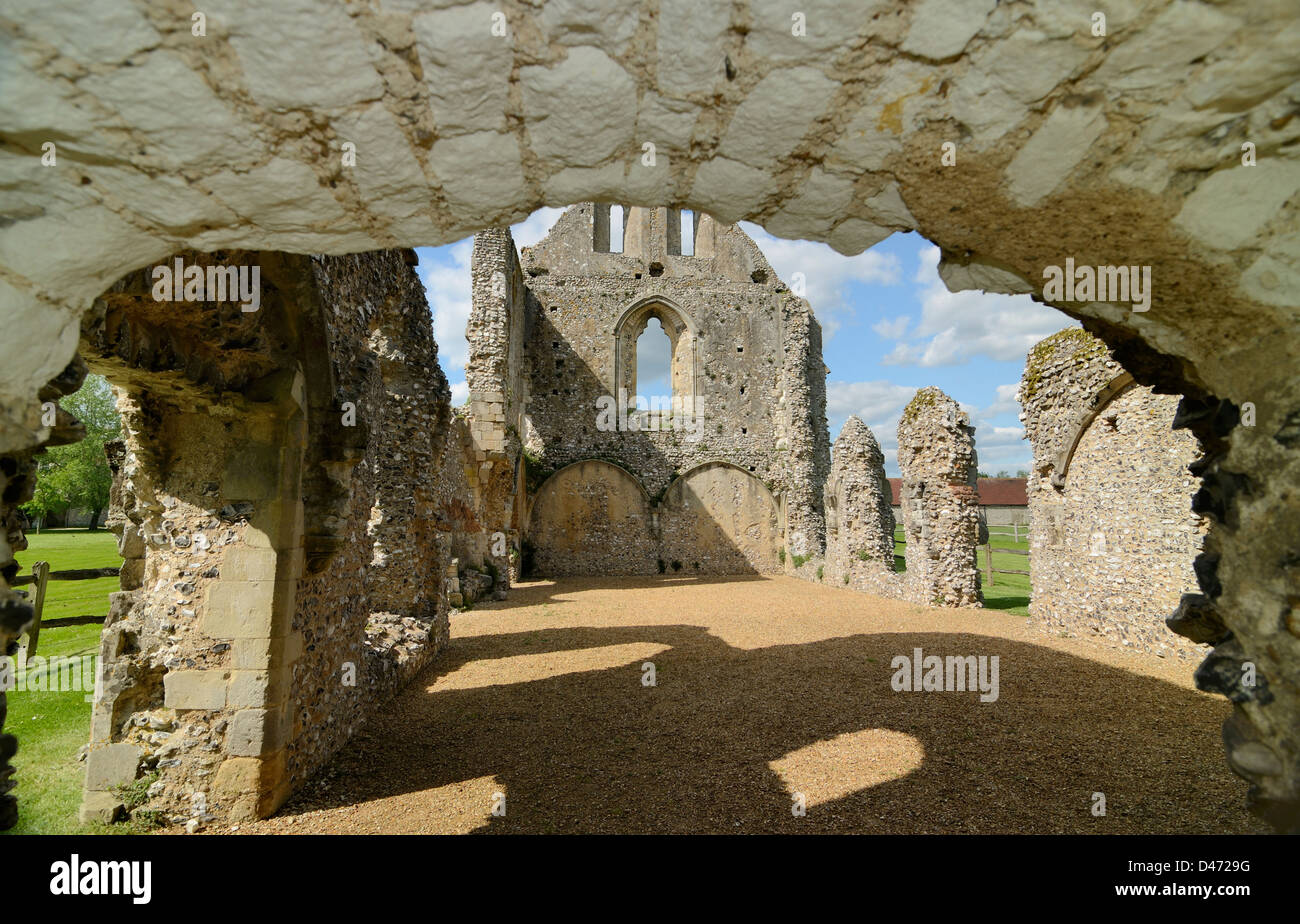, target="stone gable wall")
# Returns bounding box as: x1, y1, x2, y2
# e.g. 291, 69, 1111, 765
513, 204, 828, 573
